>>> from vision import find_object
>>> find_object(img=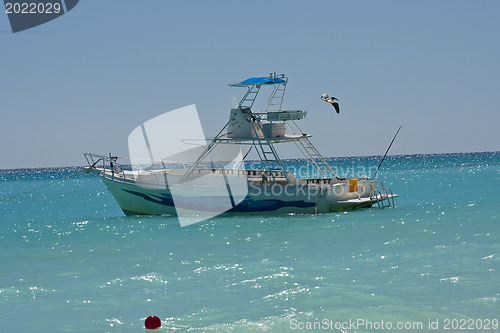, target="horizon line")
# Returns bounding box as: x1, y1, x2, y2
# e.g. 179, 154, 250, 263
0, 150, 498, 172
